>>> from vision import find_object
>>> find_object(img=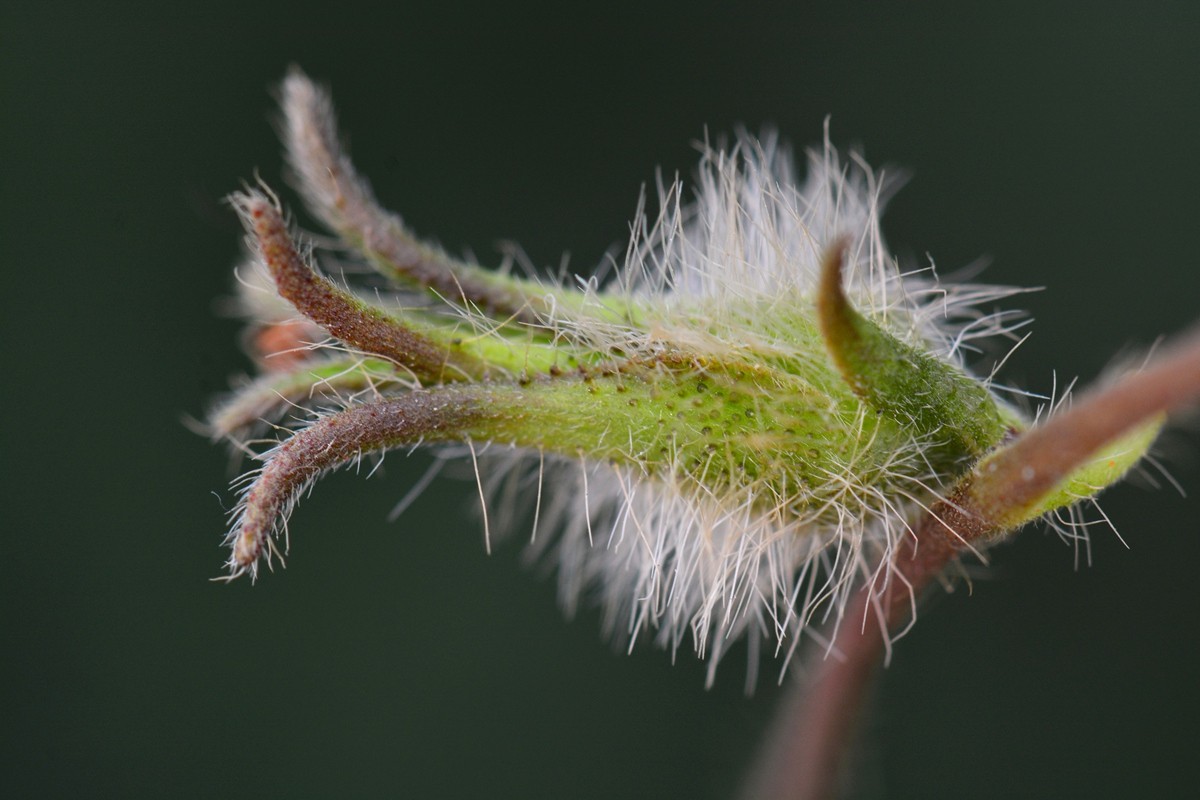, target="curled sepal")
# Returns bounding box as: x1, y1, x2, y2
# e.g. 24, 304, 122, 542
816, 240, 1015, 458
225, 346, 957, 579
280, 69, 559, 324
232, 189, 493, 382
207, 356, 410, 443
226, 387, 491, 578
